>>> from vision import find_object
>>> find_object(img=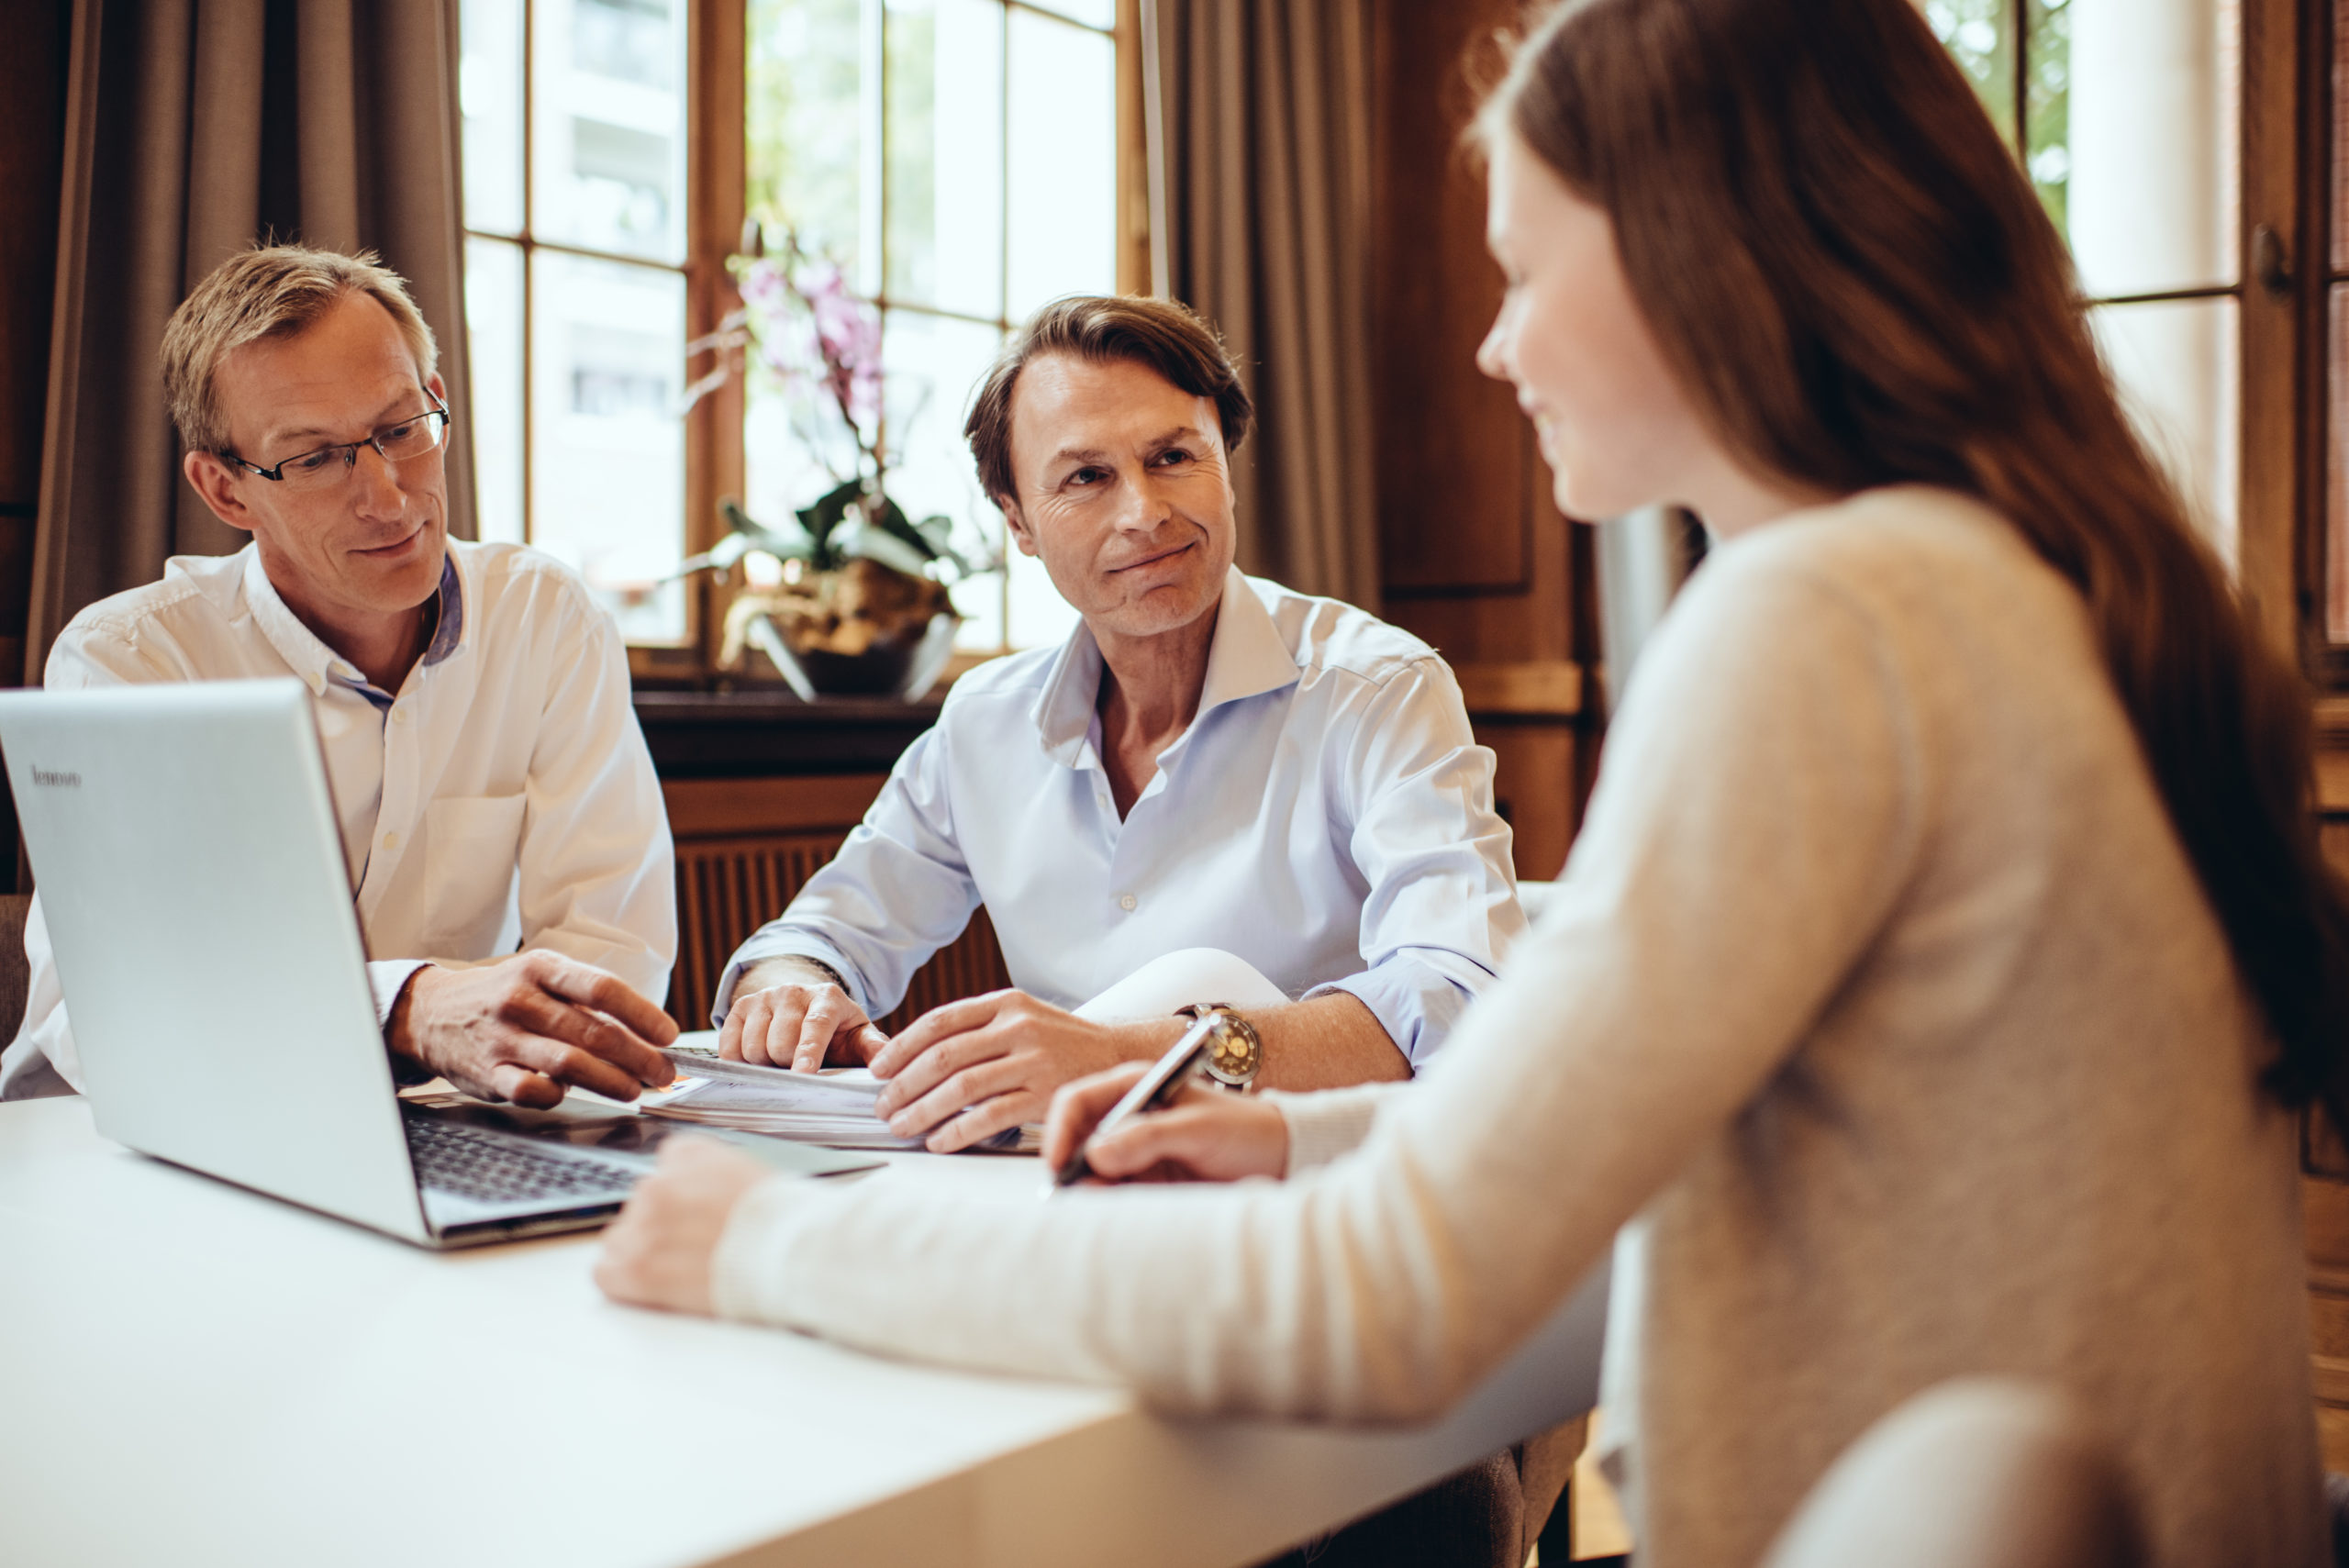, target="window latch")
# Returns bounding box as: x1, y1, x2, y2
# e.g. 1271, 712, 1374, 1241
2254, 223, 2294, 299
